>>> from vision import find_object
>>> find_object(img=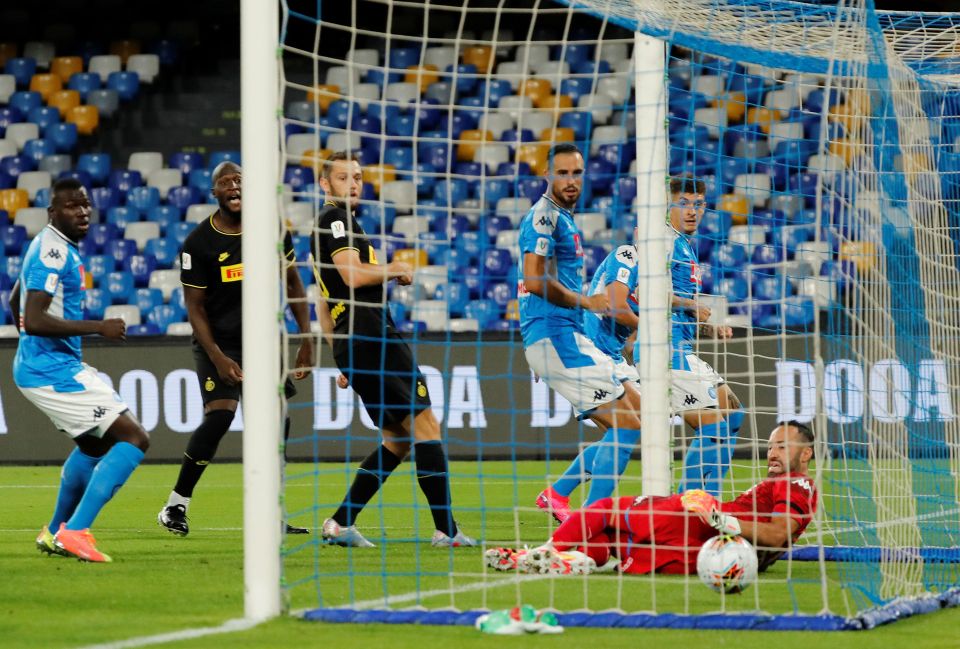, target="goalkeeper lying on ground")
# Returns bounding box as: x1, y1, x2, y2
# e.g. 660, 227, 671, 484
487, 421, 817, 575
